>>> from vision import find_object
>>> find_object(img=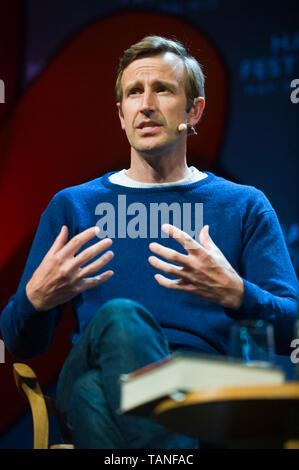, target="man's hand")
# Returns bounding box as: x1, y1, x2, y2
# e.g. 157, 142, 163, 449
26, 225, 114, 311
148, 224, 244, 309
